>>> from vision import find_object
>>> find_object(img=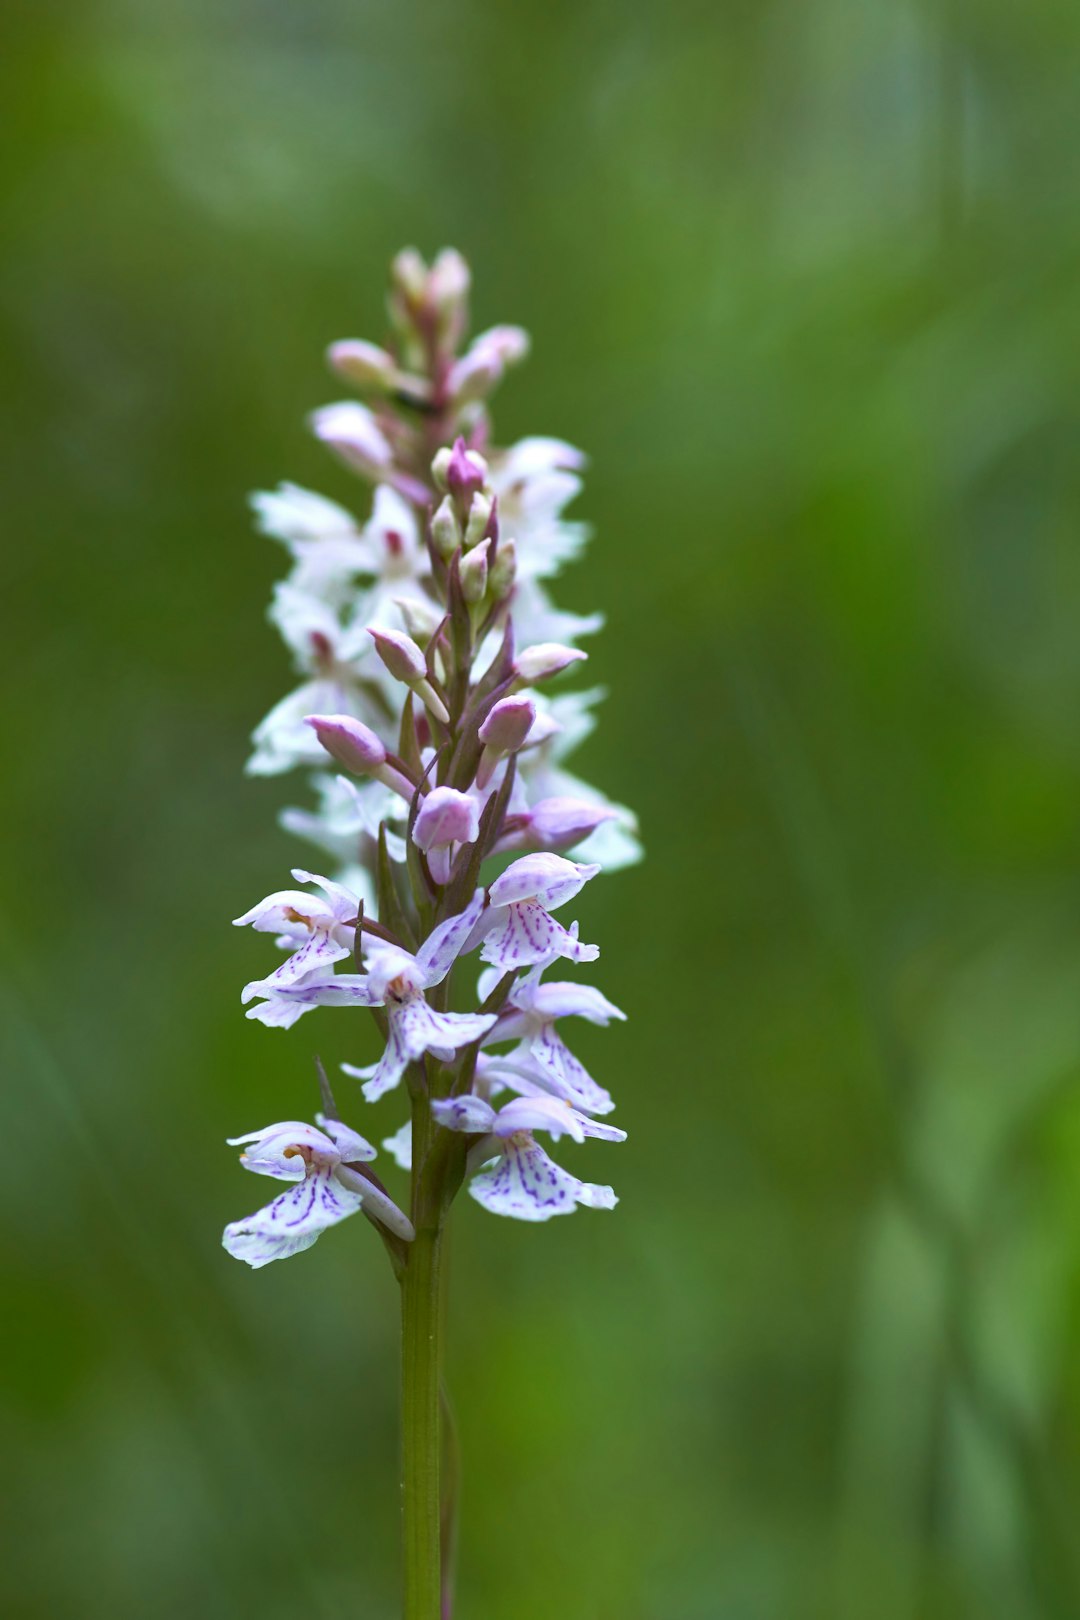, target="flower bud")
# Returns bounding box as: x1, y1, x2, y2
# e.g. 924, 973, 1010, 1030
328, 340, 398, 391
463, 492, 494, 550
449, 325, 530, 404
430, 496, 462, 559
391, 247, 428, 309
368, 628, 450, 726
310, 402, 393, 480
446, 437, 488, 505
431, 448, 453, 491
305, 713, 386, 775
304, 714, 417, 801
460, 538, 490, 605
395, 596, 441, 643
514, 643, 588, 684
479, 695, 536, 753
368, 627, 427, 684
413, 787, 480, 853
488, 536, 517, 600
428, 248, 471, 345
